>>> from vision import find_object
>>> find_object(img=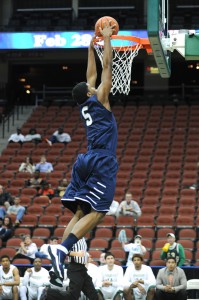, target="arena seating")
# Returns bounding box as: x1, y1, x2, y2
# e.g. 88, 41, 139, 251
0, 103, 199, 266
